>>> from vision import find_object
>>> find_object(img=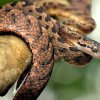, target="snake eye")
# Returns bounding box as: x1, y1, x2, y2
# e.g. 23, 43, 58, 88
0, 31, 32, 96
